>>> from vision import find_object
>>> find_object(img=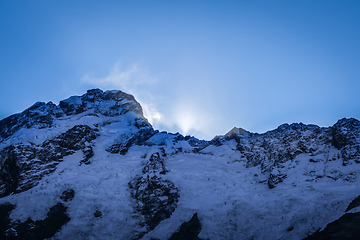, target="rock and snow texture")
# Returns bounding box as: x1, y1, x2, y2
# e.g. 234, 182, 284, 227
0, 88, 360, 239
